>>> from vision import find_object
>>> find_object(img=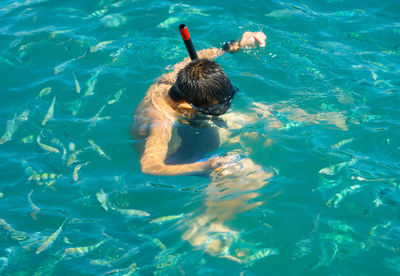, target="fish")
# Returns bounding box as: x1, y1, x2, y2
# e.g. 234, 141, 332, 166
51, 138, 67, 160
89, 104, 107, 124
88, 139, 111, 160
137, 233, 166, 250
84, 68, 102, 96
306, 67, 324, 79
330, 138, 354, 149
157, 16, 181, 28
29, 173, 60, 188
41, 96, 56, 126
112, 205, 150, 217
37, 134, 60, 153
36, 218, 68, 254
73, 73, 81, 93
347, 32, 363, 41
28, 190, 40, 220
69, 142, 76, 152
121, 263, 137, 276
96, 189, 109, 211
0, 56, 15, 67
22, 134, 35, 144
86, 8, 108, 19
370, 70, 378, 81
243, 248, 279, 264
90, 40, 114, 53
66, 149, 83, 166
0, 115, 17, 144
62, 239, 106, 258
37, 87, 52, 98
90, 258, 113, 266
108, 89, 125, 105
0, 109, 30, 144
65, 99, 82, 116
54, 50, 87, 75
311, 241, 338, 270
319, 159, 356, 175
48, 29, 74, 39
101, 13, 126, 28
0, 218, 28, 241
0, 192, 3, 198
265, 9, 300, 18
169, 3, 209, 16
150, 214, 184, 224
328, 9, 365, 18
111, 43, 133, 63
22, 160, 37, 178
326, 184, 361, 207
0, 257, 7, 273
73, 162, 88, 181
